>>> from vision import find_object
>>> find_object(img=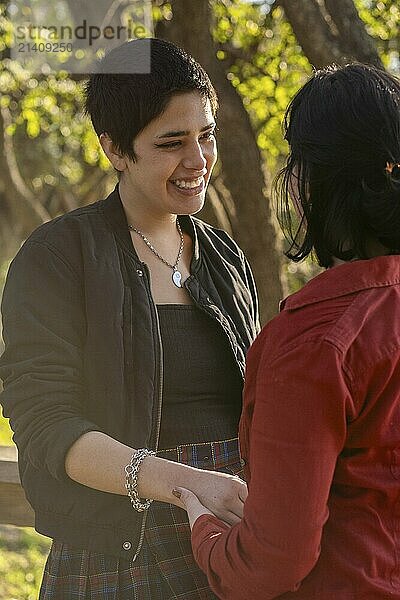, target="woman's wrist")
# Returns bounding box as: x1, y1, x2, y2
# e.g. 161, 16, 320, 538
136, 454, 201, 507
125, 449, 156, 511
